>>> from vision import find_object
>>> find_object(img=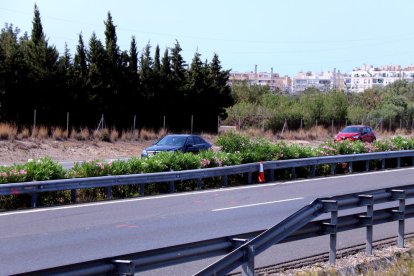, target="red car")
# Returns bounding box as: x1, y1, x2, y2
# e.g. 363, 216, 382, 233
334, 125, 376, 143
